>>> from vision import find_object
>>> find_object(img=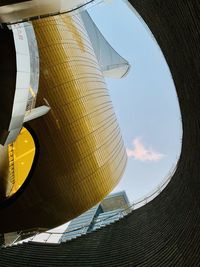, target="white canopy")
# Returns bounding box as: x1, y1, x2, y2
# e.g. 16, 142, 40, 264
81, 11, 131, 79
